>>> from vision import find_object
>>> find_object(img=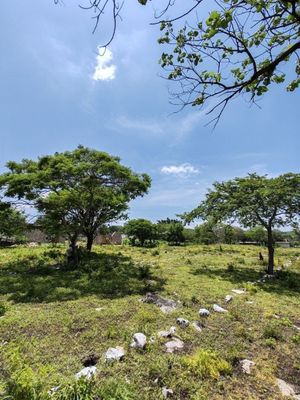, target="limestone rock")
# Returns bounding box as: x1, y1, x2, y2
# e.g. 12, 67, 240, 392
240, 359, 255, 374
142, 292, 178, 313
232, 289, 246, 294
199, 308, 210, 317
158, 326, 176, 338
225, 295, 233, 303
276, 378, 300, 398
131, 333, 147, 349
213, 304, 228, 313
176, 318, 189, 328
162, 387, 174, 398
105, 346, 125, 362
75, 366, 97, 379
165, 338, 184, 353
192, 321, 203, 333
